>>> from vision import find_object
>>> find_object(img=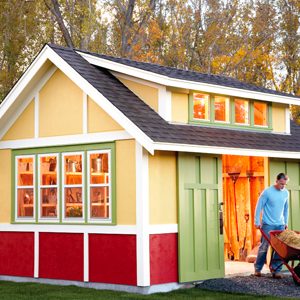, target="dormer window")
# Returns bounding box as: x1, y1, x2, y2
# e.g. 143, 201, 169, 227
193, 93, 210, 121
235, 99, 249, 125
214, 96, 230, 123
254, 101, 268, 126
190, 92, 271, 131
